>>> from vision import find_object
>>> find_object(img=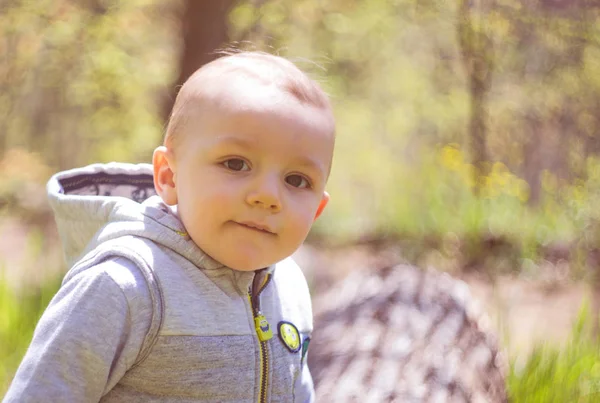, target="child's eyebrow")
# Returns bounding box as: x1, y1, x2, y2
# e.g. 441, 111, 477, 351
294, 156, 327, 175
210, 136, 255, 149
